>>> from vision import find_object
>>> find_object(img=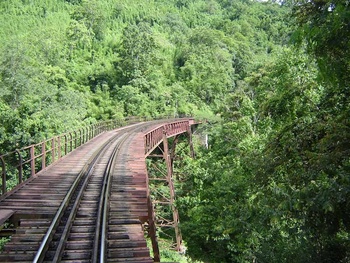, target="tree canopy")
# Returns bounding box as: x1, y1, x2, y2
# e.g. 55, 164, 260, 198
0, 0, 349, 262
